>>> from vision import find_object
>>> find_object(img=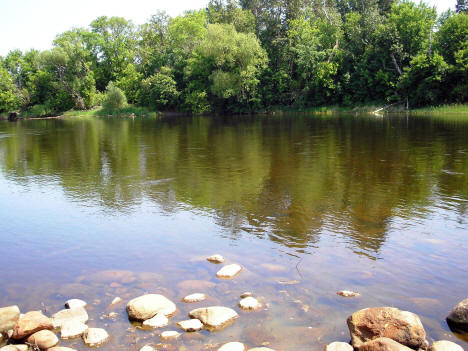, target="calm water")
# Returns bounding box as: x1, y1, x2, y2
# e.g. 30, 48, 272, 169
0, 113, 467, 351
